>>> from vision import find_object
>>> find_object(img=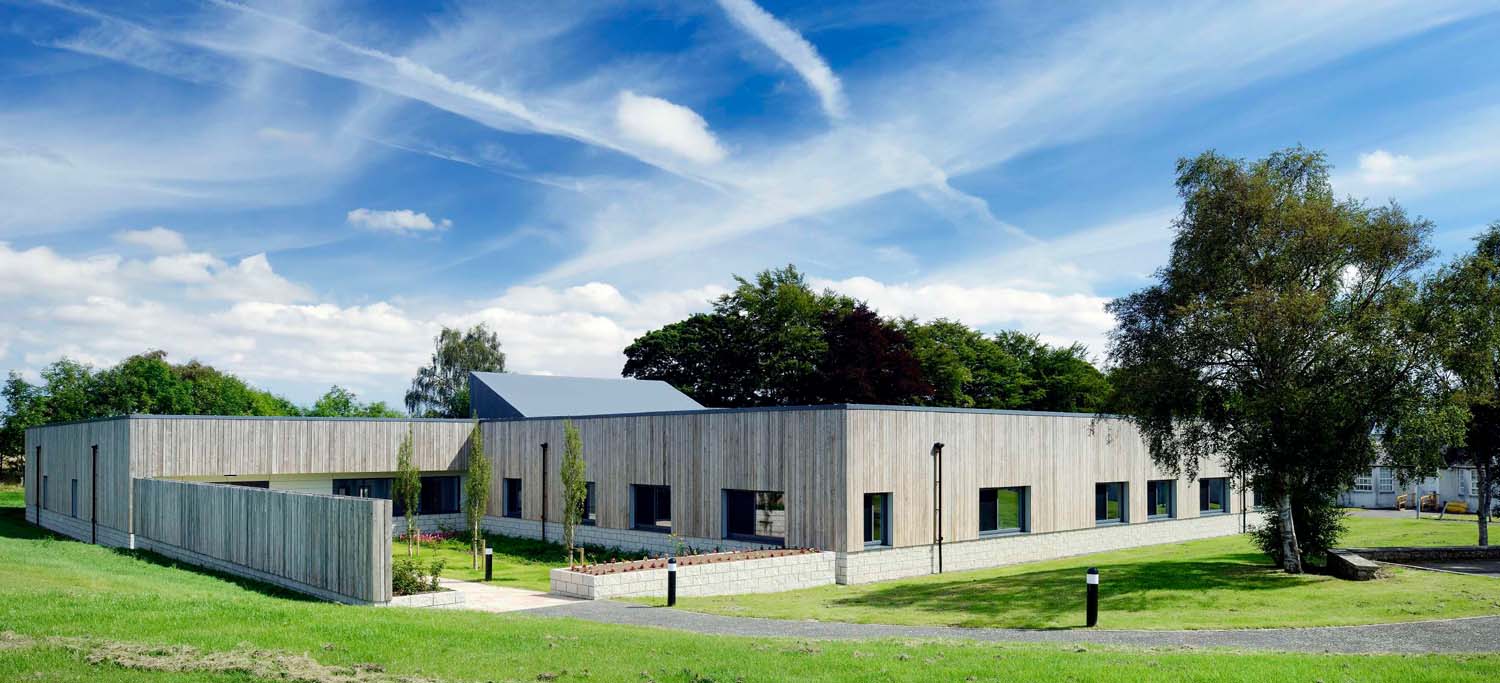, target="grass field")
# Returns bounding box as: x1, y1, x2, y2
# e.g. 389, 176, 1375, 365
0, 484, 1497, 681
392, 534, 563, 591
647, 512, 1500, 630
